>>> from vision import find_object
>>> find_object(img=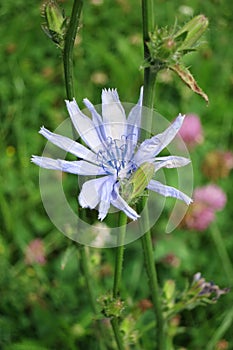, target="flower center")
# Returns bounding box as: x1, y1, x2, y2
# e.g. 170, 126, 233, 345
97, 137, 135, 178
